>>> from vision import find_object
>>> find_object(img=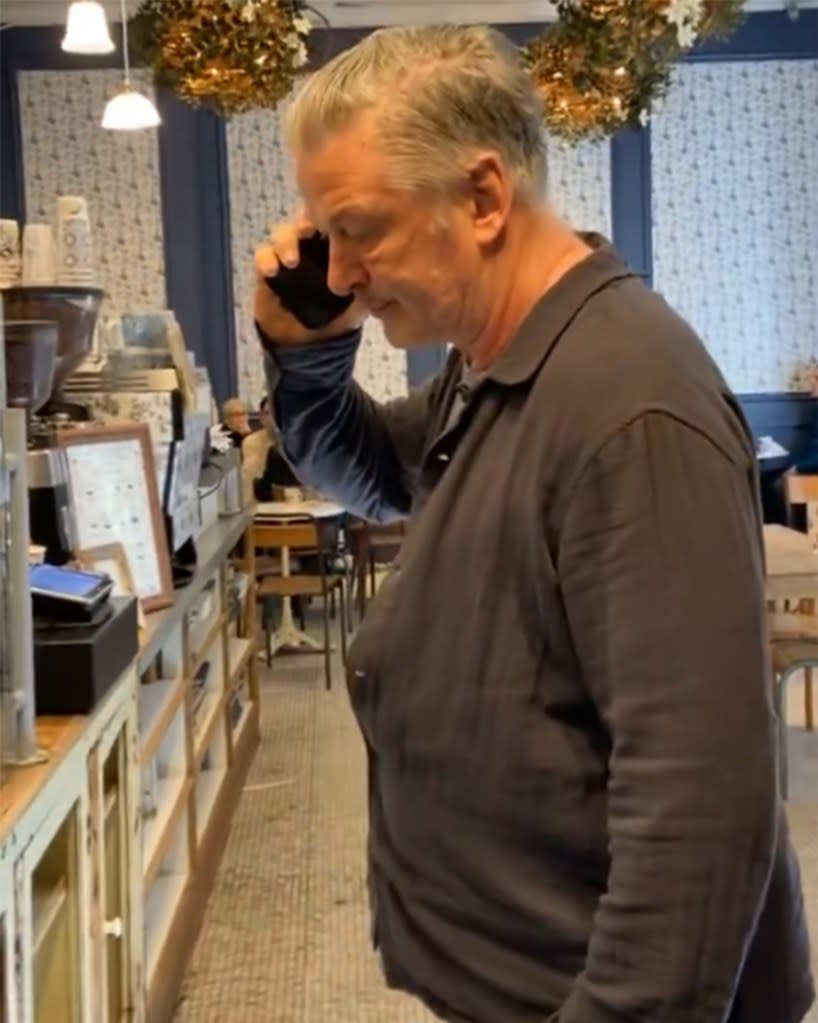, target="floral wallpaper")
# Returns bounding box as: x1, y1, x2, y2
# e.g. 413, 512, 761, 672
17, 69, 166, 319
547, 136, 612, 239
226, 102, 612, 407
650, 60, 818, 393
